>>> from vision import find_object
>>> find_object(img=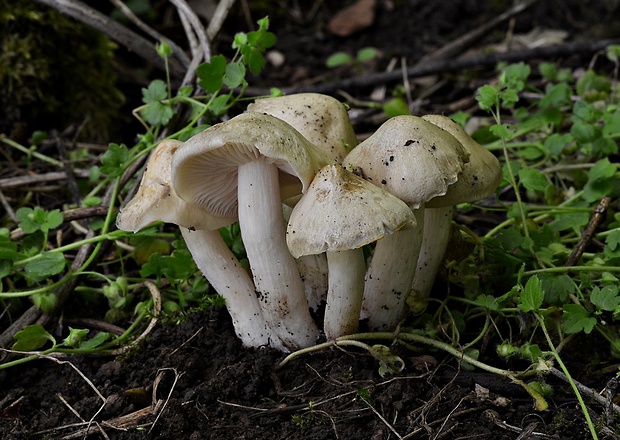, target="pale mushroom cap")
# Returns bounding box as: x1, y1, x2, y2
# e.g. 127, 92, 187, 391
286, 163, 416, 258
171, 112, 335, 218
247, 93, 358, 162
116, 139, 235, 232
343, 115, 470, 209
421, 115, 502, 208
